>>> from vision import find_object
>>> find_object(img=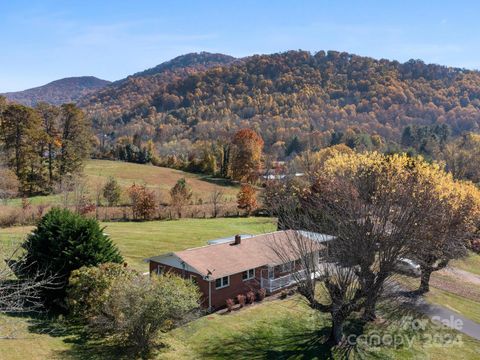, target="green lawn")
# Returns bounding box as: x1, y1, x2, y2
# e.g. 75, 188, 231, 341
1, 217, 277, 270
